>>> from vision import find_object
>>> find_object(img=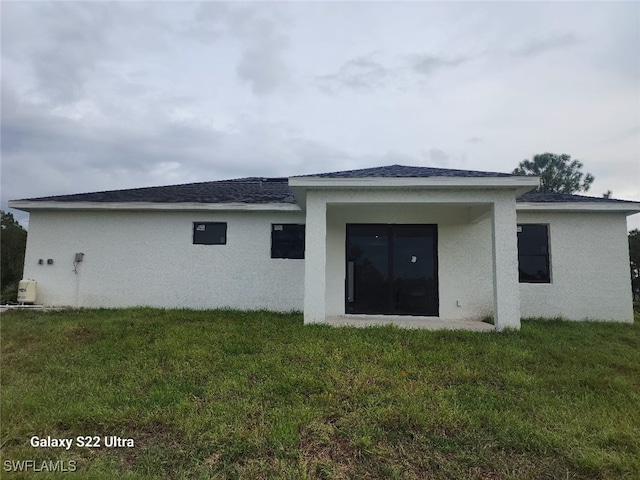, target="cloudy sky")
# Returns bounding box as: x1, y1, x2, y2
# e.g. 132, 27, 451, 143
2, 1, 639, 229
